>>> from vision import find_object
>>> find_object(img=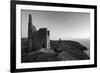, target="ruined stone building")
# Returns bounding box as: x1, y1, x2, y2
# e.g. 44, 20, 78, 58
28, 14, 50, 52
